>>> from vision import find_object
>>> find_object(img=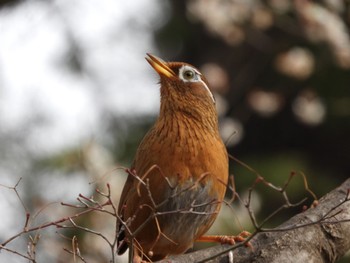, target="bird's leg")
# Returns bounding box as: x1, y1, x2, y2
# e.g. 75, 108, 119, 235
132, 248, 148, 263
196, 231, 251, 246
132, 255, 143, 263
